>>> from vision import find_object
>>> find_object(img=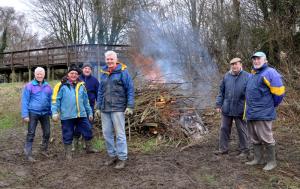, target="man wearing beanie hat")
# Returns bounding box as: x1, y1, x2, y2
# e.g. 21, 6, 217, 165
21, 67, 52, 162
245, 51, 285, 171
215, 57, 250, 157
51, 64, 95, 160
70, 63, 99, 153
